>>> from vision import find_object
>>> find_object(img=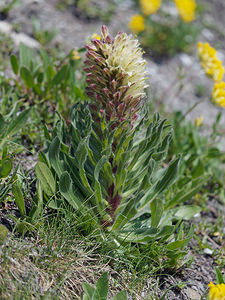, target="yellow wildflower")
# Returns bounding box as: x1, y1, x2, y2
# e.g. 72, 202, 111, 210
128, 14, 145, 35
208, 282, 225, 300
140, 0, 161, 15
198, 42, 224, 82
194, 115, 203, 126
91, 33, 101, 40
174, 0, 196, 23
71, 50, 81, 60
212, 82, 225, 108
